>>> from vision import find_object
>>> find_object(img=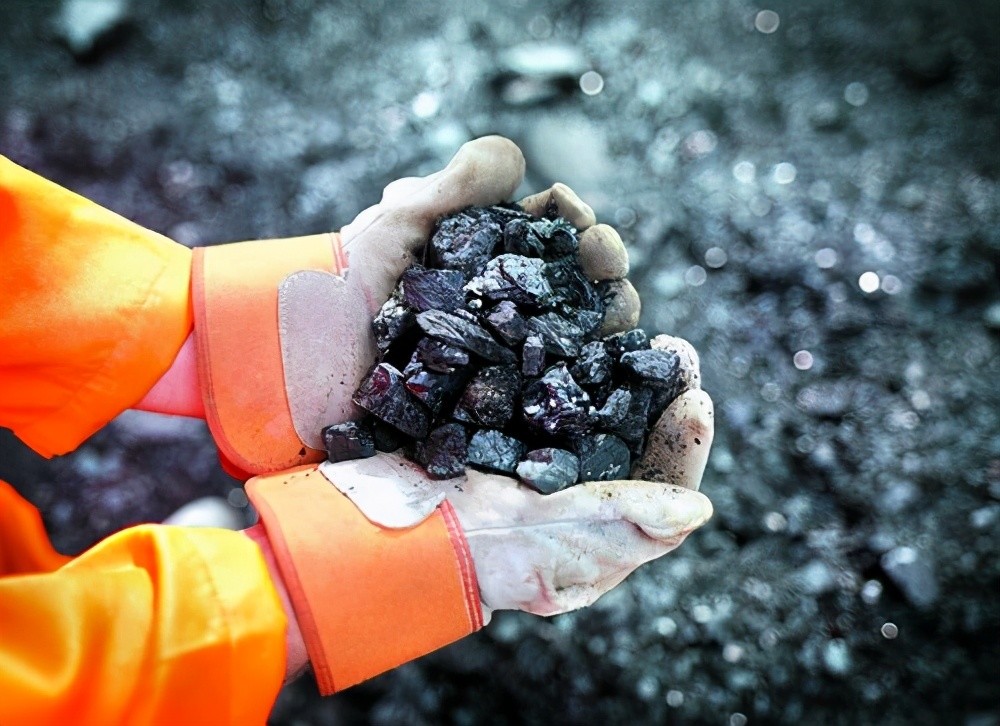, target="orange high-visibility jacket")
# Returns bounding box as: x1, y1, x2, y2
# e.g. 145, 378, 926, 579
0, 155, 484, 724
0, 155, 287, 725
